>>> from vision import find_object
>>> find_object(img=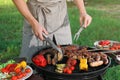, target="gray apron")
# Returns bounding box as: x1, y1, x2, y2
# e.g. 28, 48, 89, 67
20, 0, 72, 63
